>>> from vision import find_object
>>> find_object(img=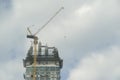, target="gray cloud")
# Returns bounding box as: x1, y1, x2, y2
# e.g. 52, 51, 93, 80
0, 0, 120, 80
